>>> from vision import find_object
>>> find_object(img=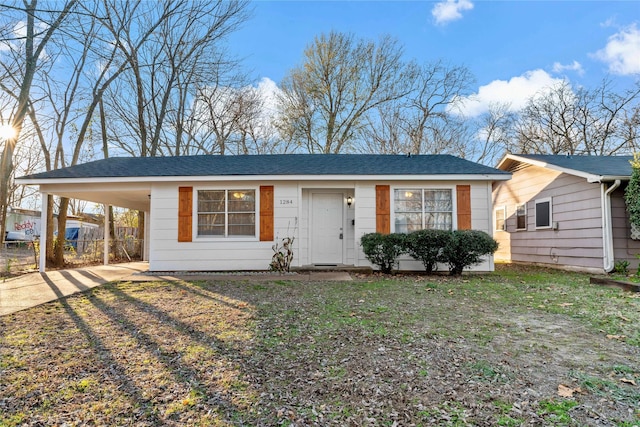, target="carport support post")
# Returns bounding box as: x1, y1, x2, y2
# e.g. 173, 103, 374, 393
39, 192, 48, 273
103, 204, 109, 266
